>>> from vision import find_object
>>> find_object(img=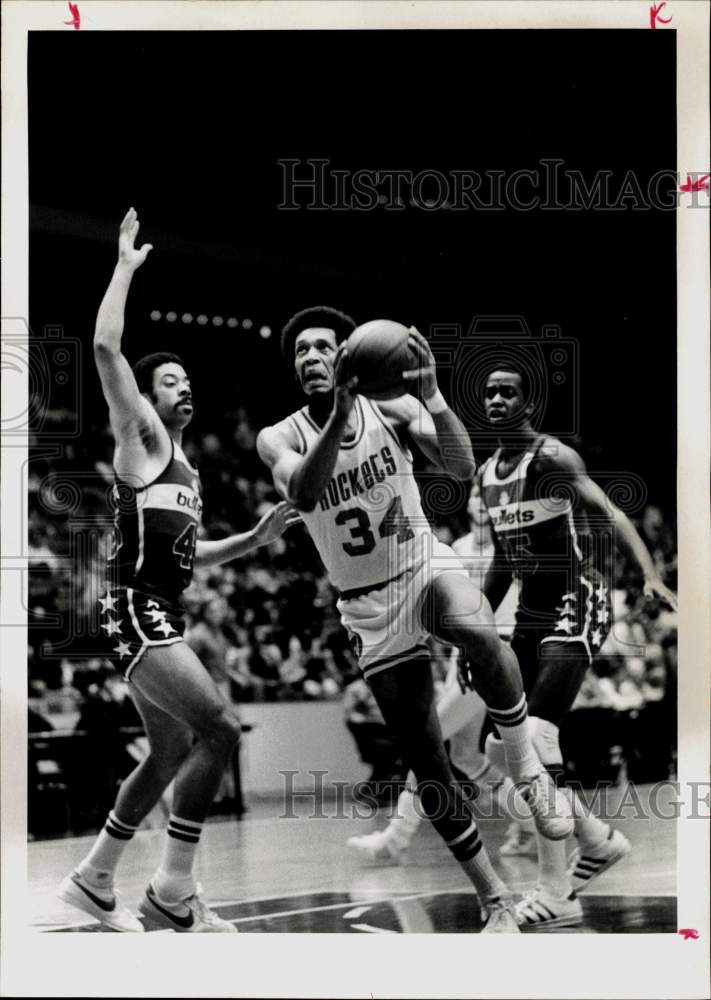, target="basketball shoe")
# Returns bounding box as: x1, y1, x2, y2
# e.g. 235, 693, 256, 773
57, 869, 144, 932
138, 881, 237, 932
